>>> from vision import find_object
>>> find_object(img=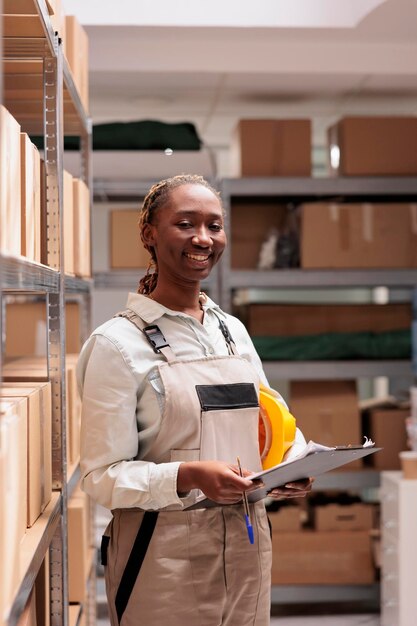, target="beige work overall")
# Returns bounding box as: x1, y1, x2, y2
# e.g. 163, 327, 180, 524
102, 312, 272, 626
